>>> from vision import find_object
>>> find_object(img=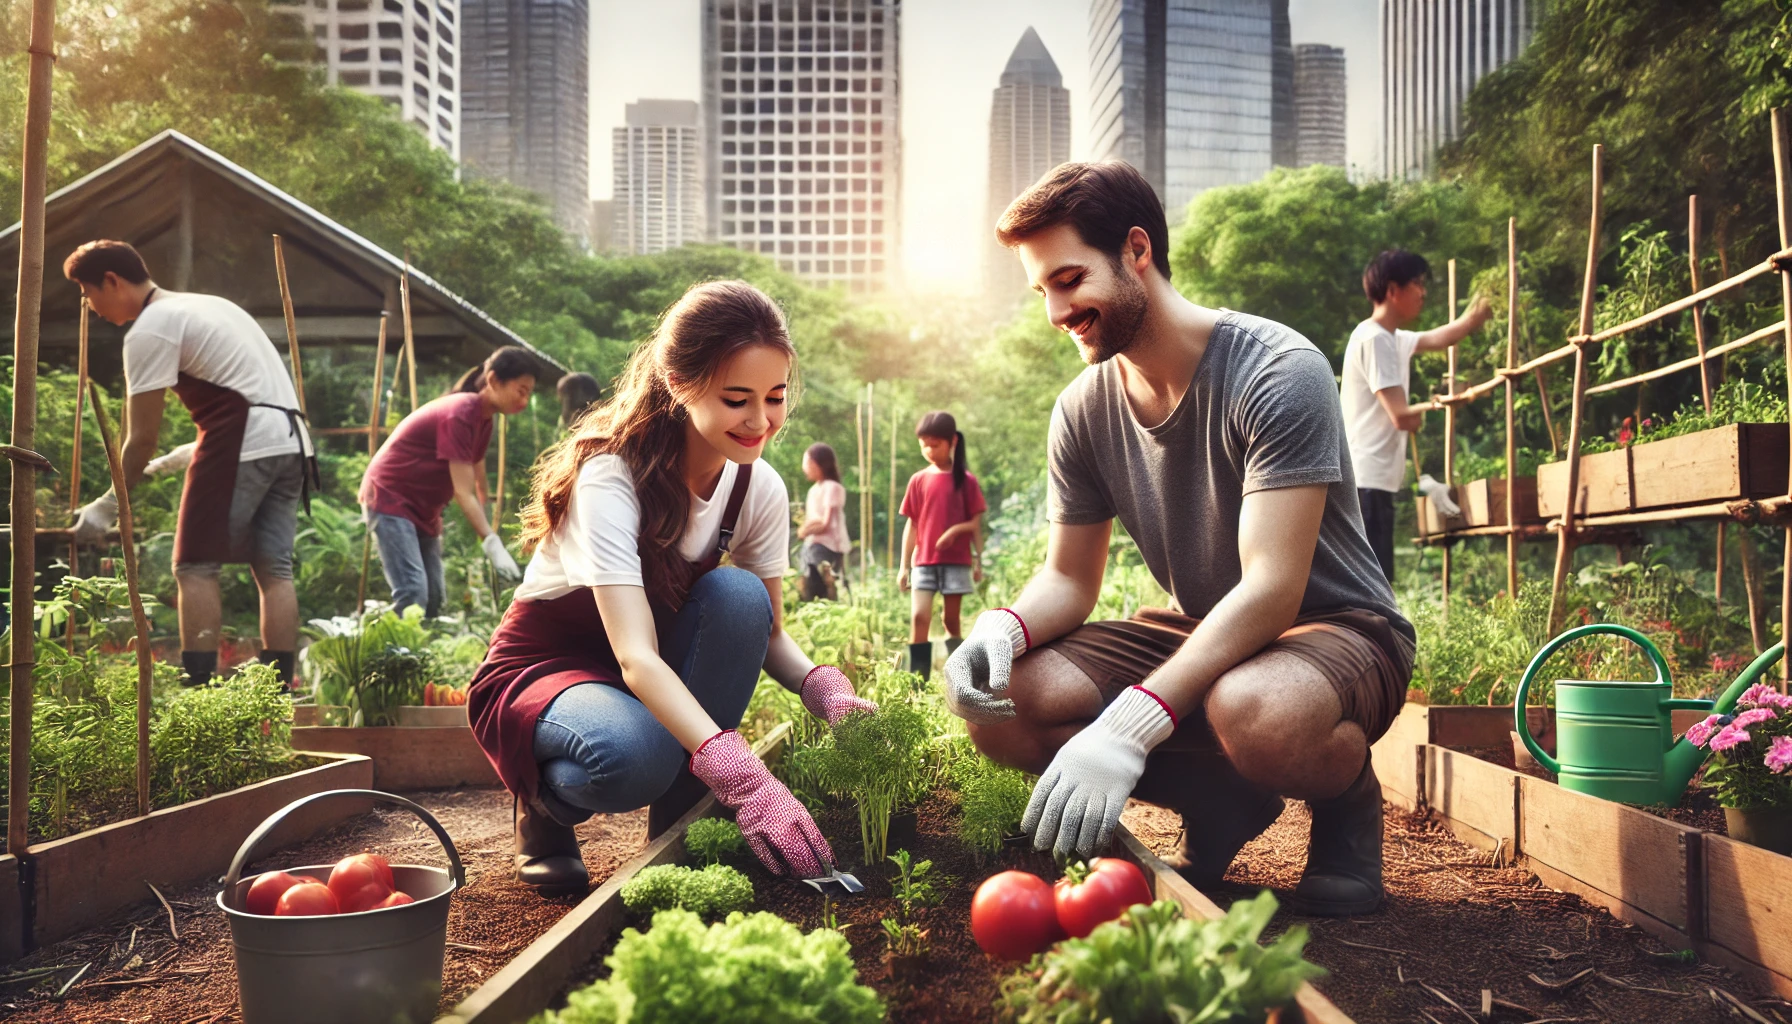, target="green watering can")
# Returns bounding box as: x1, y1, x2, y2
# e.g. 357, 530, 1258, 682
1513, 623, 1788, 805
